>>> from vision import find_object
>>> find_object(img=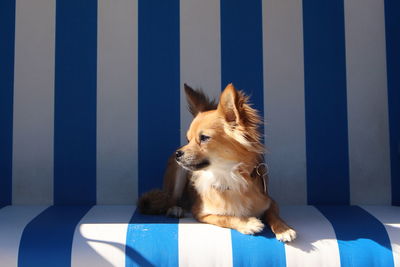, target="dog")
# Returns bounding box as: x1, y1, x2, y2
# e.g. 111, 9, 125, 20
138, 83, 296, 242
